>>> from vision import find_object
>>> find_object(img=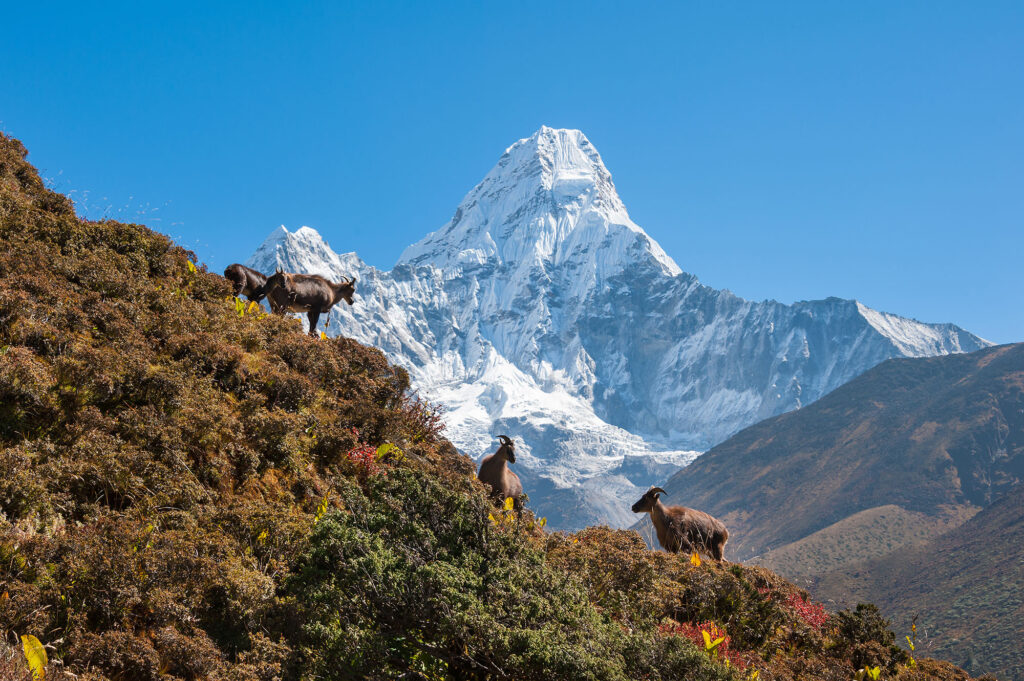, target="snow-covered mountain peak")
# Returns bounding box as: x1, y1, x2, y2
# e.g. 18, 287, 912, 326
398, 127, 681, 278
246, 225, 361, 278
502, 126, 615, 201
245, 127, 990, 530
